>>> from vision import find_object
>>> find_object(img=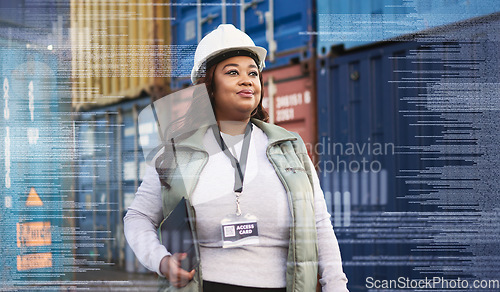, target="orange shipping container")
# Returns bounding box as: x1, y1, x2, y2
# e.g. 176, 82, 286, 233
262, 60, 317, 160
70, 0, 172, 111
